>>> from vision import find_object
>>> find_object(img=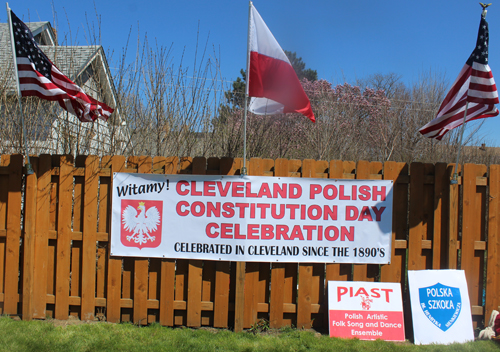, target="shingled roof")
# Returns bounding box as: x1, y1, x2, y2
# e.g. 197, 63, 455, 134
0, 16, 130, 157
0, 20, 117, 109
